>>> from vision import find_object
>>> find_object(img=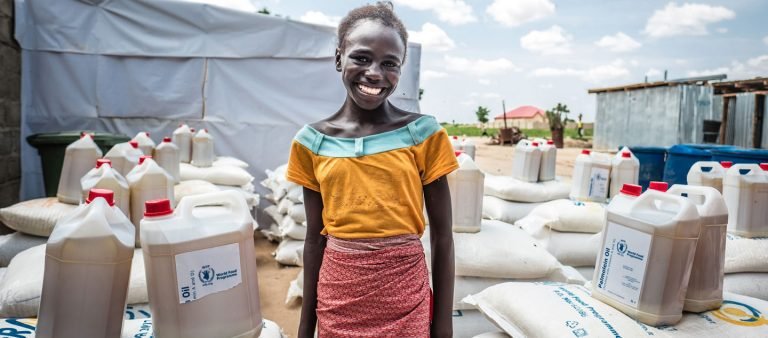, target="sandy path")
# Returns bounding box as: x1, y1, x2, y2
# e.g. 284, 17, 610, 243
255, 139, 586, 335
